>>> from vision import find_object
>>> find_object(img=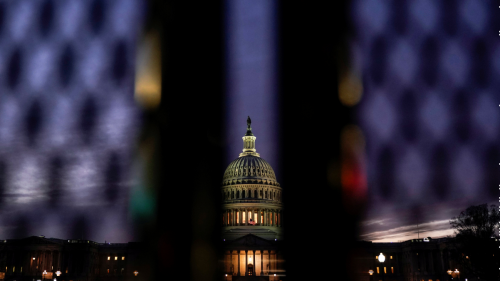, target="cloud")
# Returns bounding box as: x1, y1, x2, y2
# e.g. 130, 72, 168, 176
359, 219, 454, 242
